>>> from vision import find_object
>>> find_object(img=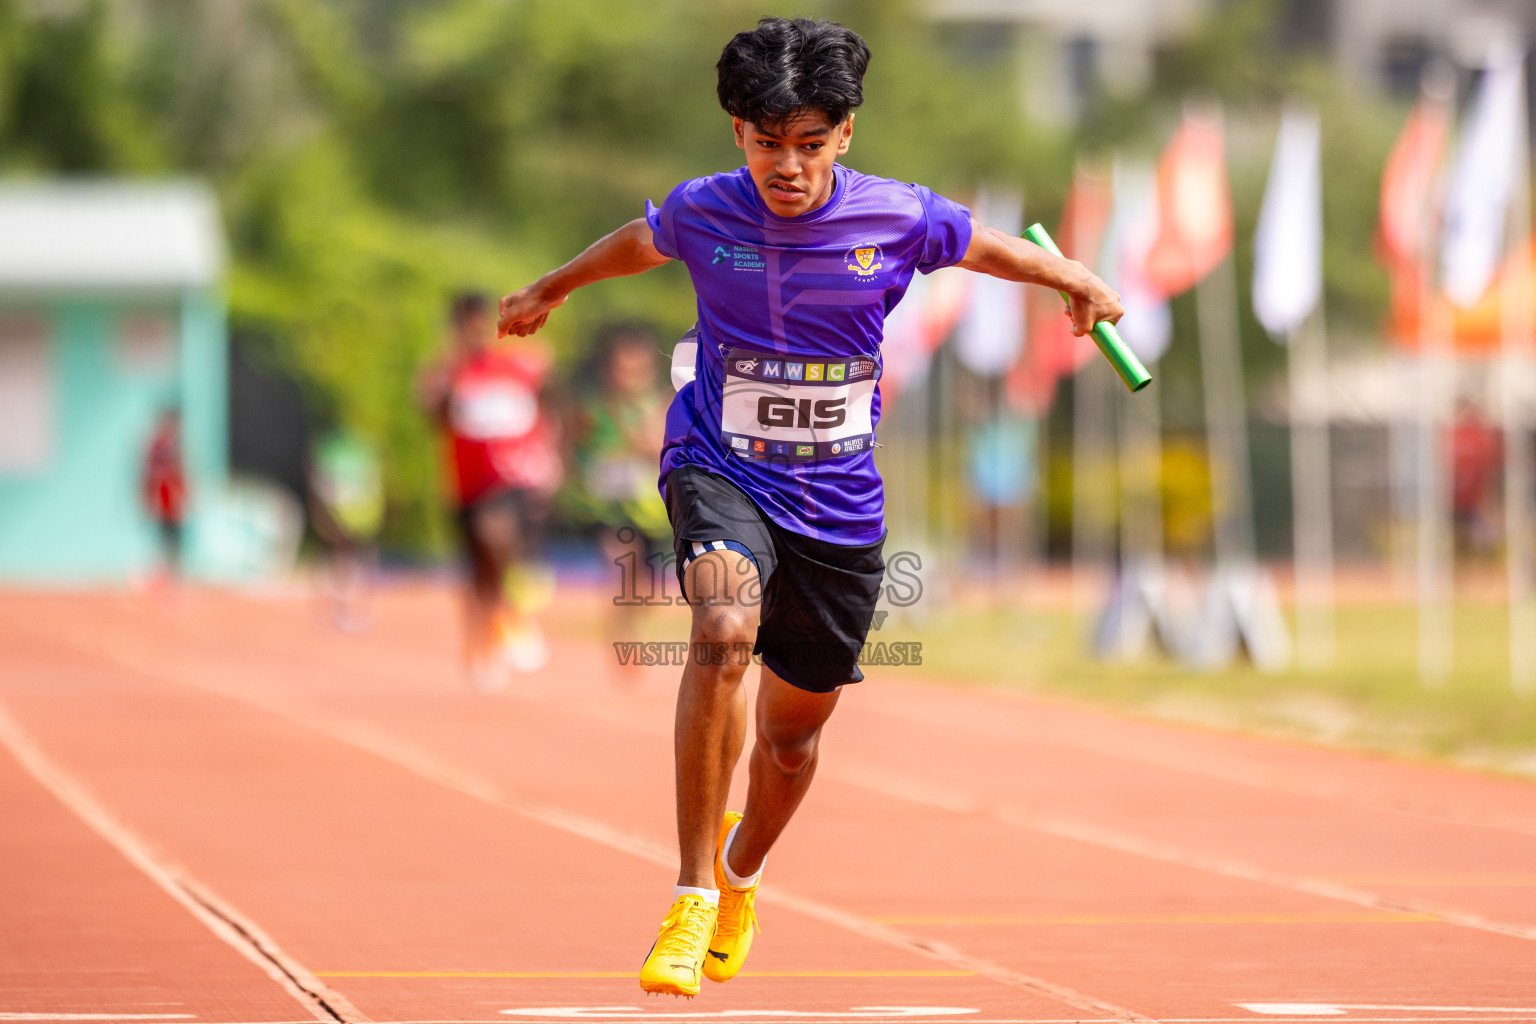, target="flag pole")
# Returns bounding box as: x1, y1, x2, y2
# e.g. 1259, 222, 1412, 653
1289, 307, 1336, 667
1417, 64, 1455, 687
1198, 251, 1258, 571
1501, 58, 1534, 694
